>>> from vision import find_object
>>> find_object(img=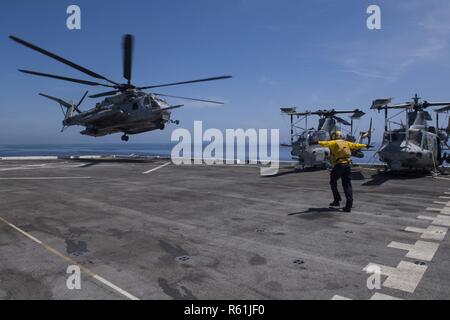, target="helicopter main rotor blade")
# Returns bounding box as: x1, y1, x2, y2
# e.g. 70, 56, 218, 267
76, 91, 89, 112
138, 75, 232, 90
123, 34, 133, 84
88, 90, 121, 98
9, 35, 119, 86
18, 69, 116, 87
371, 98, 393, 109
153, 93, 225, 105
328, 110, 361, 115
333, 116, 351, 126
435, 105, 450, 113
424, 102, 450, 107
159, 105, 184, 112
351, 110, 366, 119
389, 103, 414, 109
